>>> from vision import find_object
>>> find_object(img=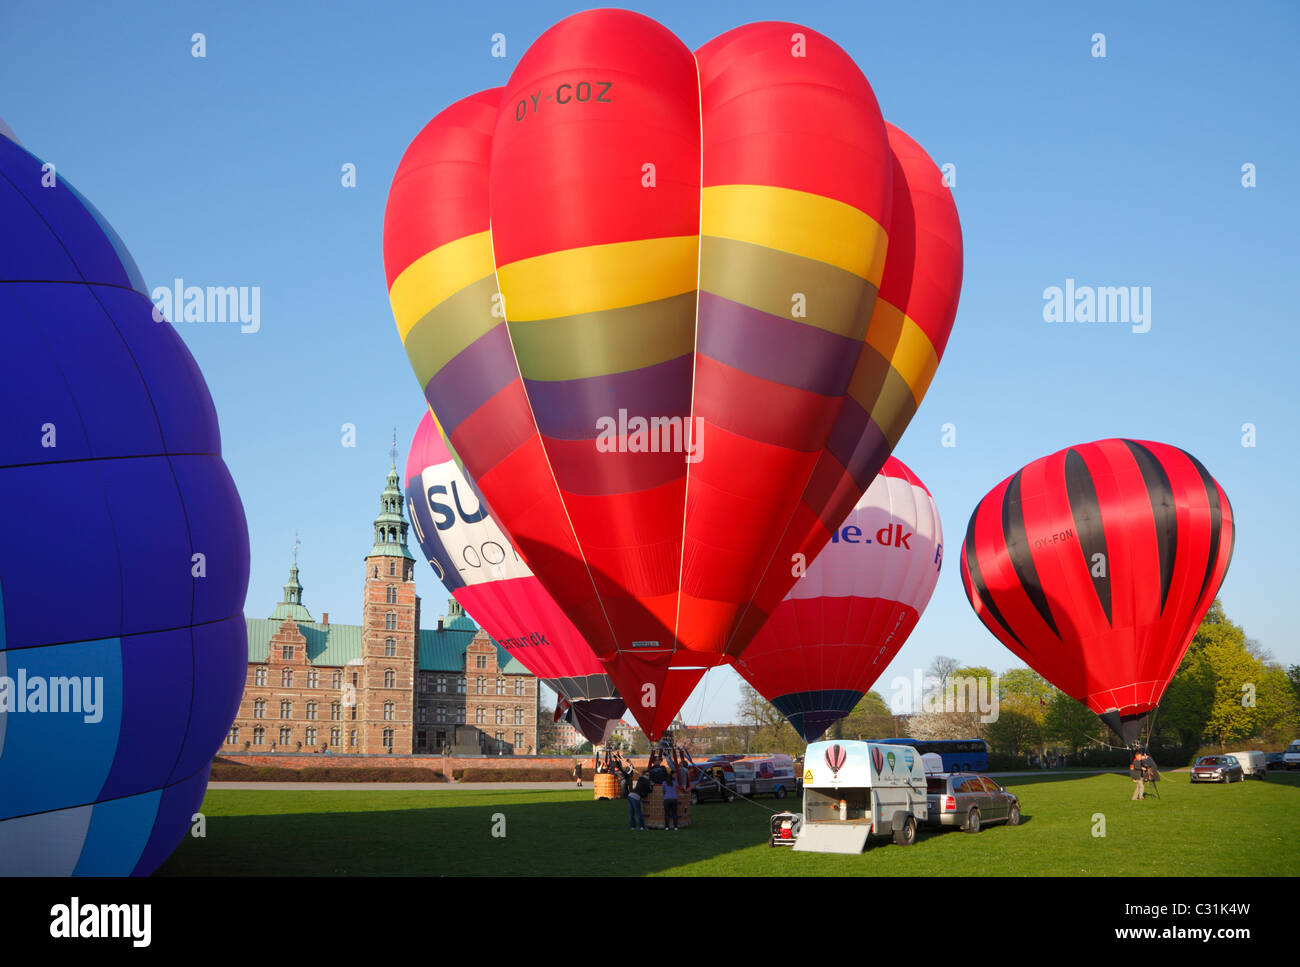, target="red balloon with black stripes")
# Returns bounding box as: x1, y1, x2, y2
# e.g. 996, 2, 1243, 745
960, 439, 1234, 747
